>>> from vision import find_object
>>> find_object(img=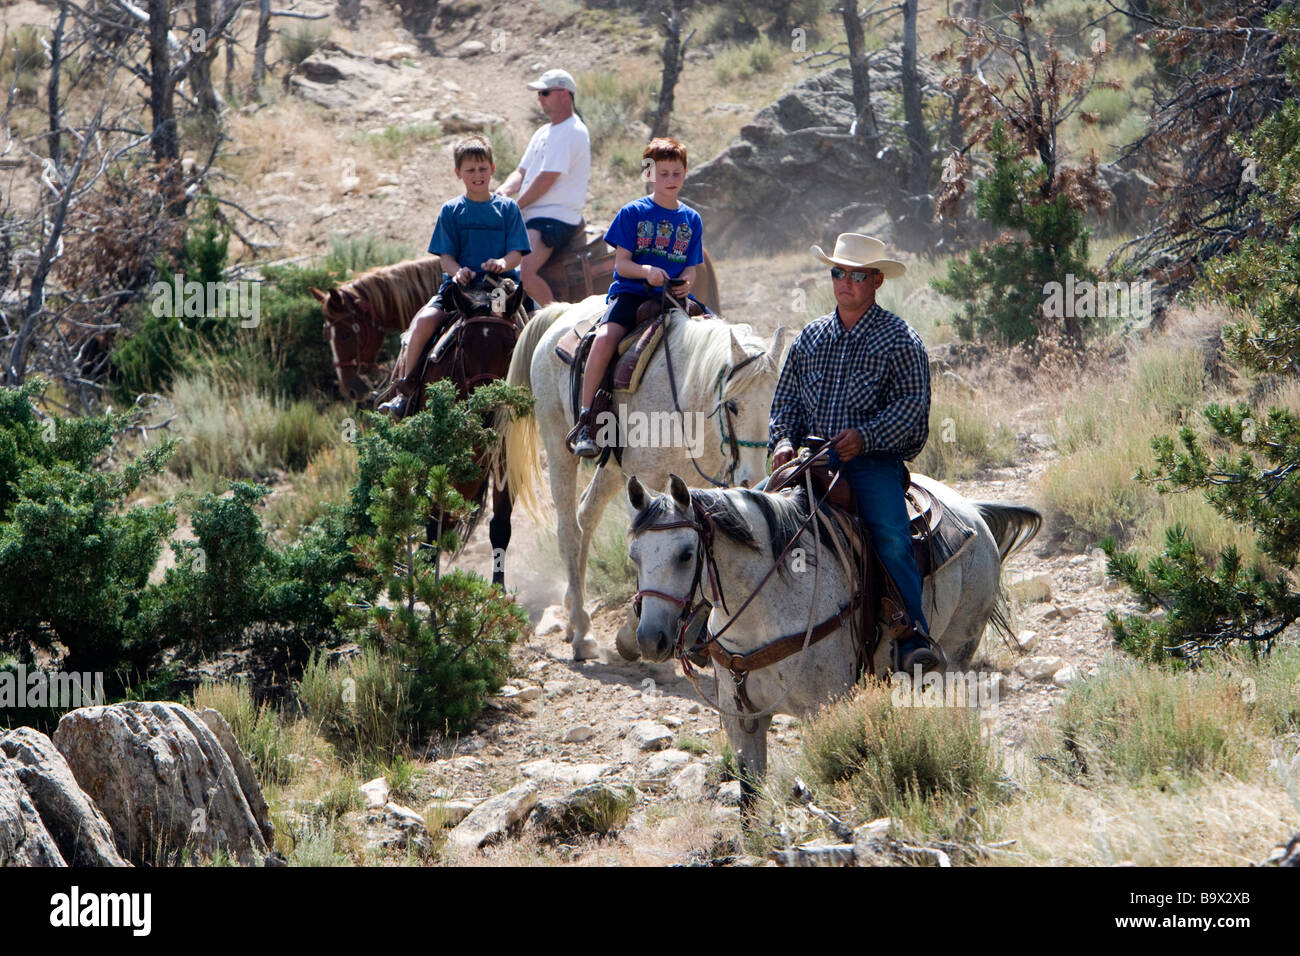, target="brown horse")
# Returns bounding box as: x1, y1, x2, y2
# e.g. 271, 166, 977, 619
314, 249, 722, 402
313, 258, 443, 401
413, 277, 530, 588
